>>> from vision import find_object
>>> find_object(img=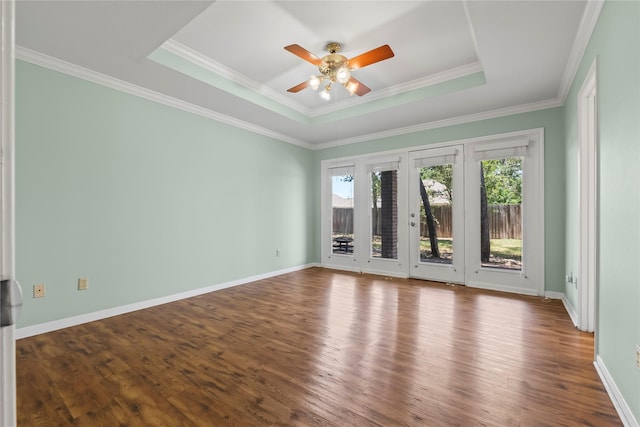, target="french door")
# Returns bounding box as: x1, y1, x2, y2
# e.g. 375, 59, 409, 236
322, 156, 407, 276
322, 129, 544, 296
409, 146, 464, 284
463, 135, 543, 295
